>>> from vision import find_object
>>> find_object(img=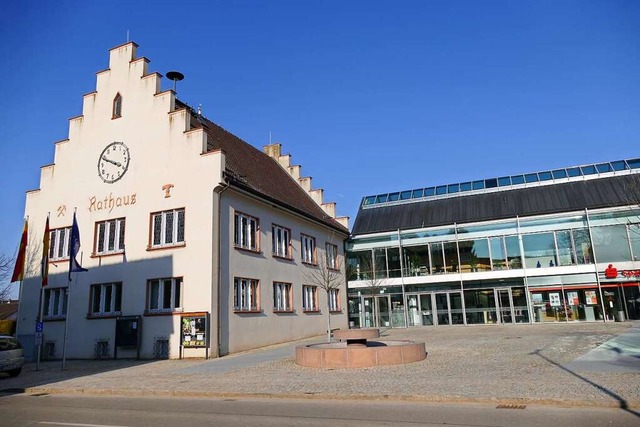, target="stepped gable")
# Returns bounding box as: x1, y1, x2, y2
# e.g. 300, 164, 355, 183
176, 101, 348, 234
